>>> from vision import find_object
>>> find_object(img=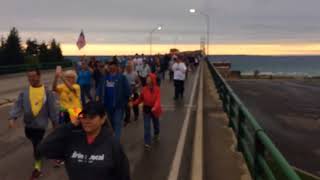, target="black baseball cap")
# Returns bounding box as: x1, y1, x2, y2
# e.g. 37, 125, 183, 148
80, 102, 106, 119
